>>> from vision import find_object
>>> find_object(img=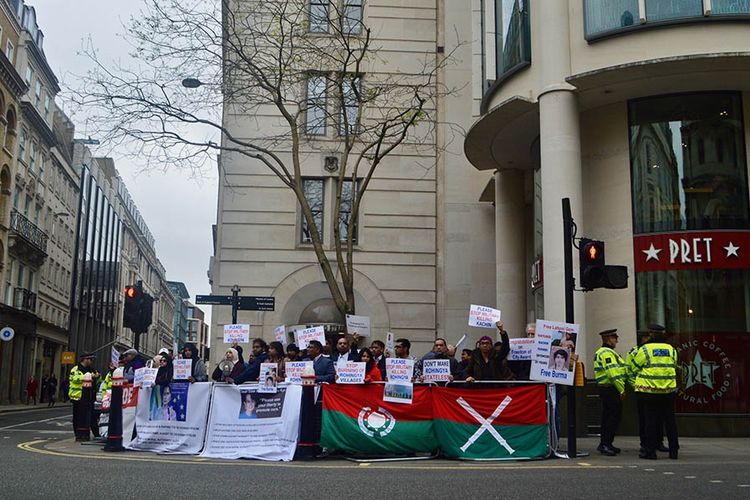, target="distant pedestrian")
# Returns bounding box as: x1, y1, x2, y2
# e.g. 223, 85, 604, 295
40, 375, 49, 403
26, 376, 38, 405
47, 374, 58, 407
60, 377, 69, 402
